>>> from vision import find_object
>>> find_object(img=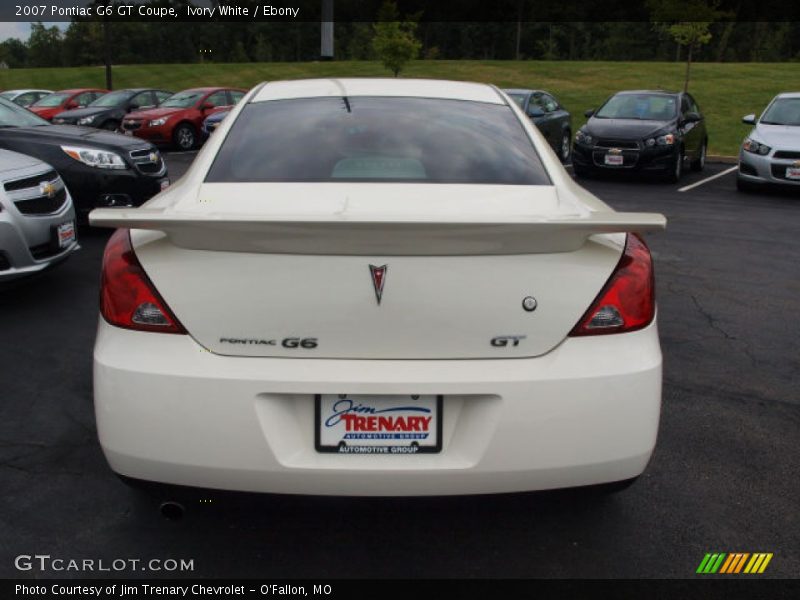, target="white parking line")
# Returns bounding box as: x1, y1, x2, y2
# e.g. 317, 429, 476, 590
678, 166, 738, 192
